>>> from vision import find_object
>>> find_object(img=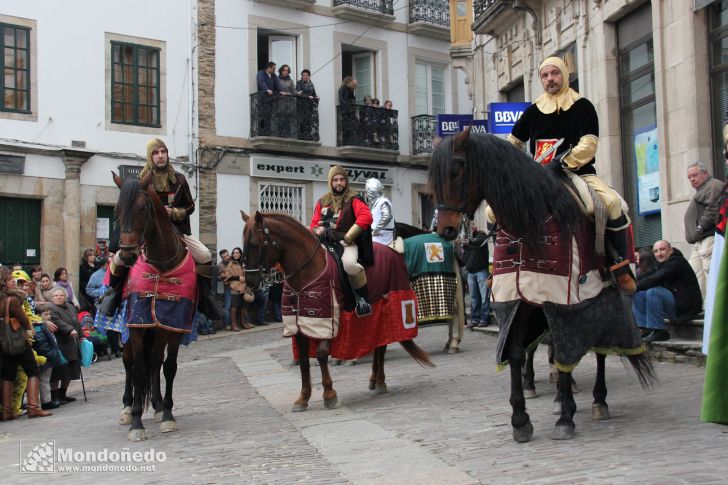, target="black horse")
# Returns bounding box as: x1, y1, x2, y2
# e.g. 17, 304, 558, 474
429, 129, 656, 442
